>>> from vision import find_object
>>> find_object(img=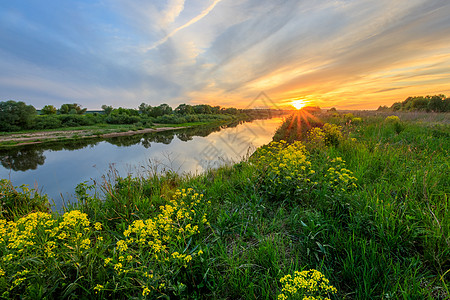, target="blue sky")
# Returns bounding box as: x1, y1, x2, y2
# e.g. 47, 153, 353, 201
1, 0, 450, 110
